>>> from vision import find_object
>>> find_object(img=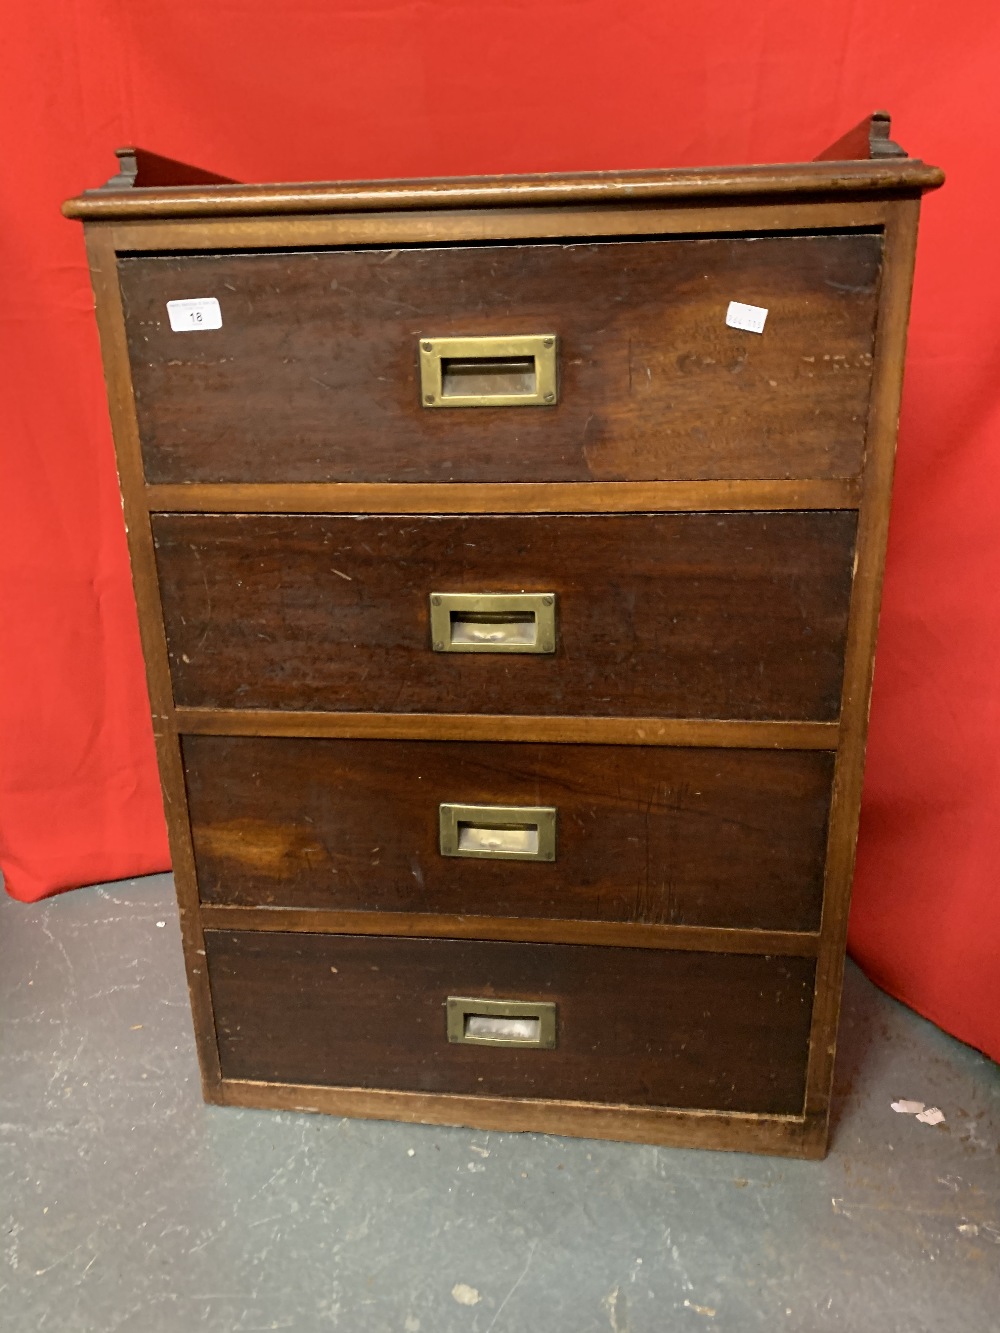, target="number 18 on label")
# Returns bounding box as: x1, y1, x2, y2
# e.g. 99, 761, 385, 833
166, 297, 223, 332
